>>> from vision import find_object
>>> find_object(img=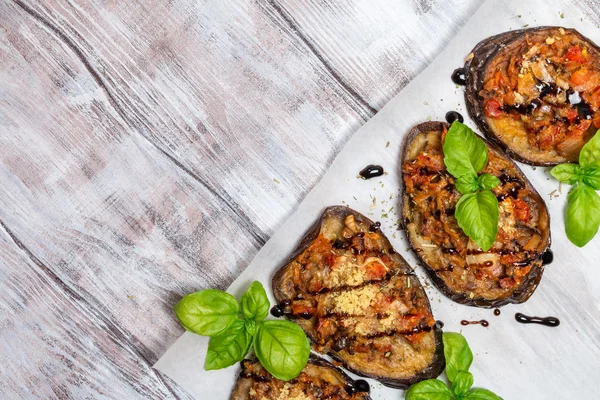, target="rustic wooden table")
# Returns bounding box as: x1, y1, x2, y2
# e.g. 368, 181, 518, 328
0, 0, 489, 398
